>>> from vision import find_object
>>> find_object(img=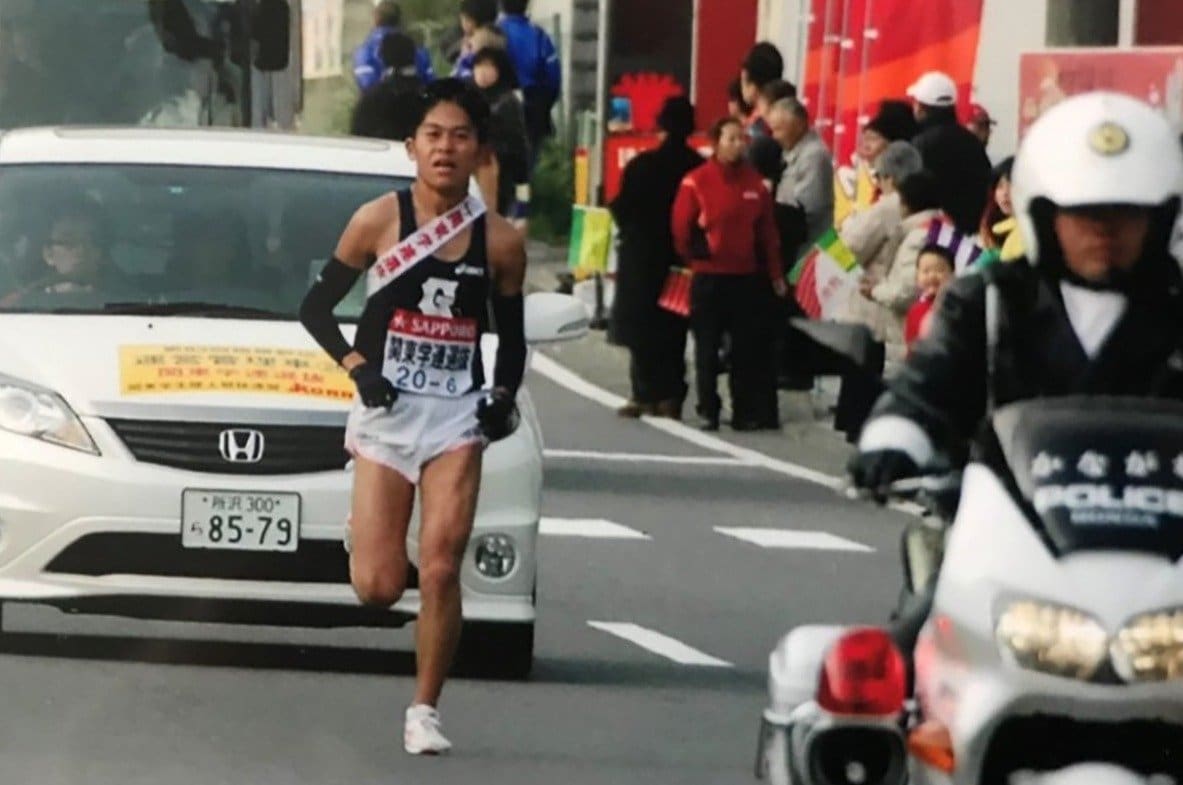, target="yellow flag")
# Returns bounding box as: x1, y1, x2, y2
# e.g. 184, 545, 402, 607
855, 161, 876, 209
833, 171, 854, 228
